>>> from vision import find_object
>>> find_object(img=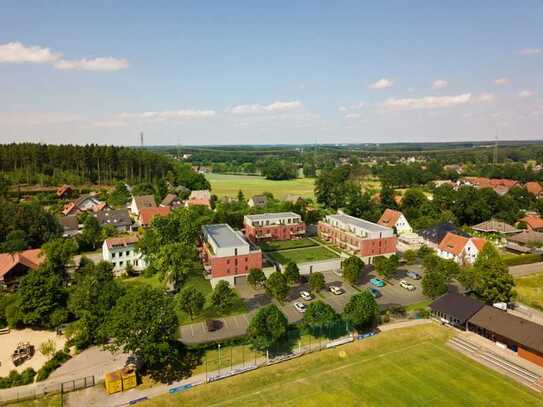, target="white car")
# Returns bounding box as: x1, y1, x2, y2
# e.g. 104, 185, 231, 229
294, 302, 307, 313
300, 291, 313, 301
400, 280, 415, 291
329, 286, 344, 295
